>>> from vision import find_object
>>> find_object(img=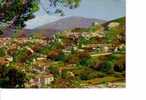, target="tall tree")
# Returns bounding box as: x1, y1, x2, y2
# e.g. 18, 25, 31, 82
0, 0, 81, 33
0, 0, 39, 28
